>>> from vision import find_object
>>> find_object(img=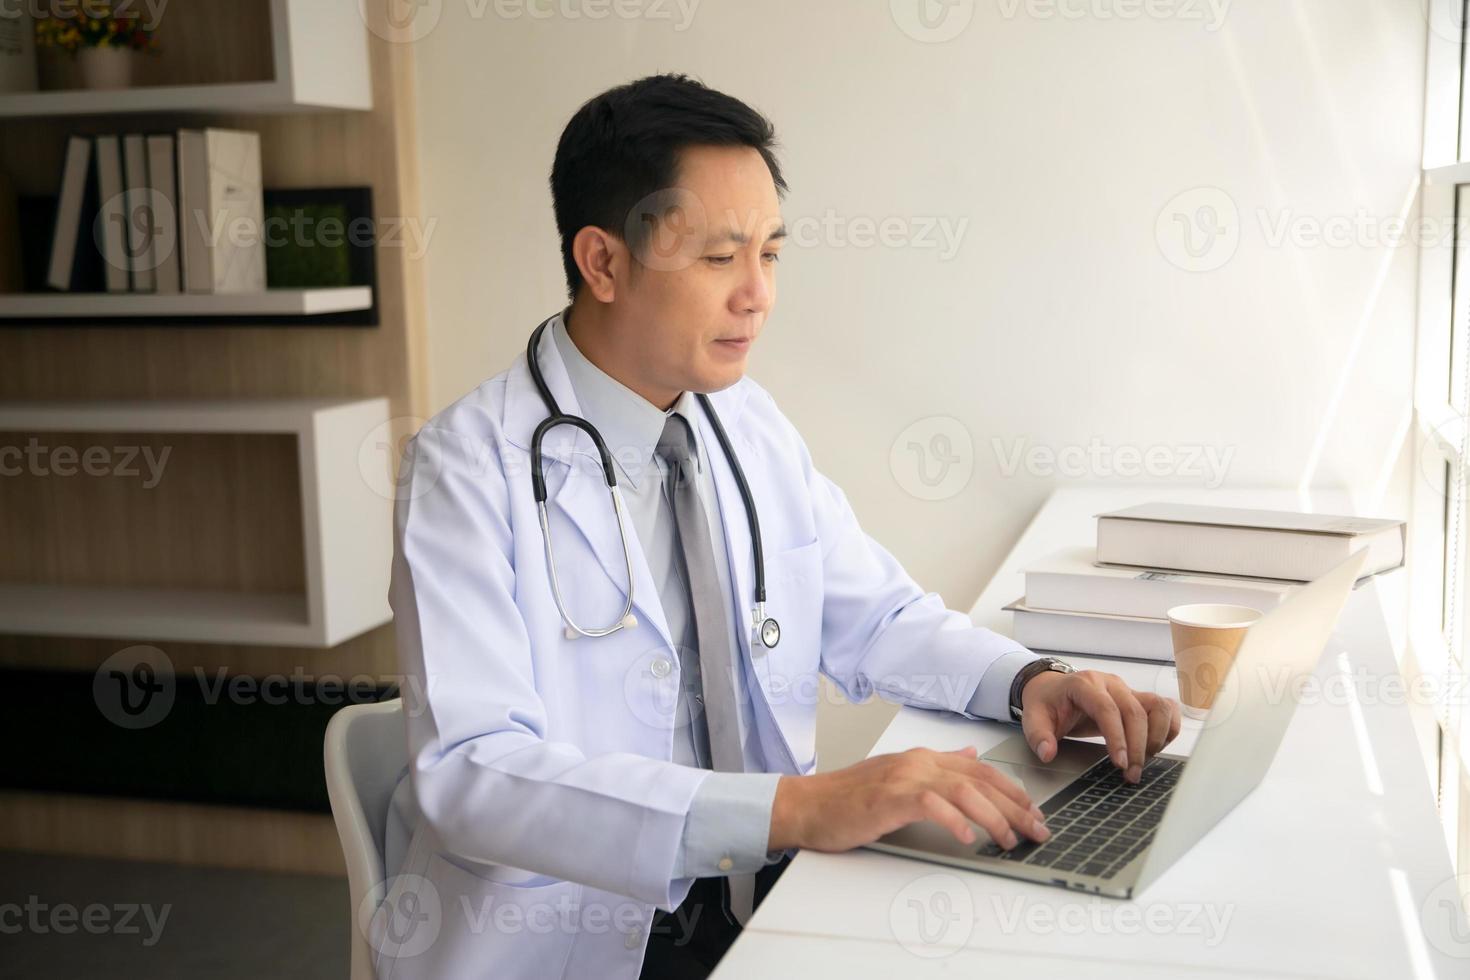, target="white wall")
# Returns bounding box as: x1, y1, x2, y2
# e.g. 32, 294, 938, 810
407, 0, 1426, 768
